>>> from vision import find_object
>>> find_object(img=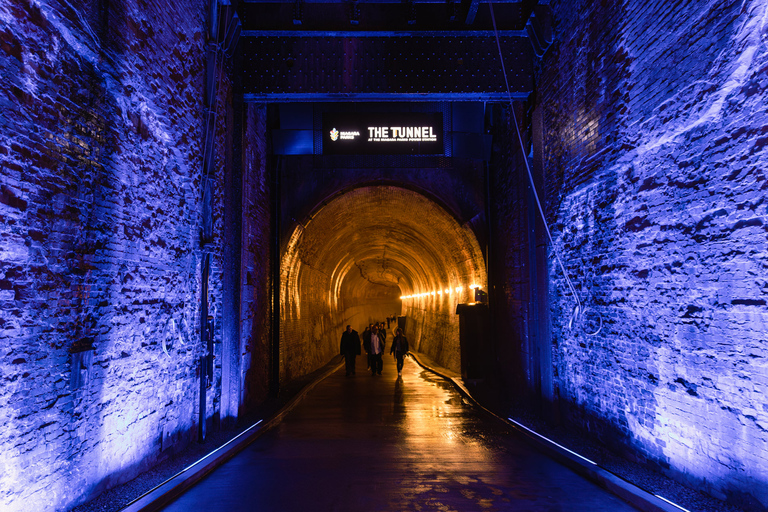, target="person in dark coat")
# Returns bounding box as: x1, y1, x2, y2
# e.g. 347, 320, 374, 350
340, 325, 361, 376
362, 324, 373, 369
389, 328, 409, 377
